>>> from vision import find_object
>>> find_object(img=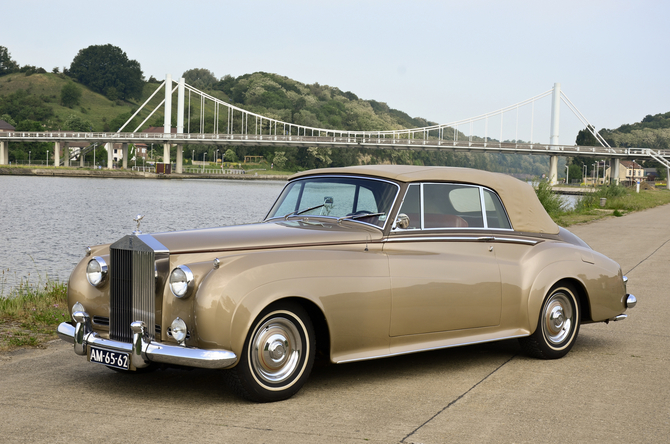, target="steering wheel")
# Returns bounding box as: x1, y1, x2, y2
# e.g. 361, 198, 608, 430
346, 210, 372, 217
